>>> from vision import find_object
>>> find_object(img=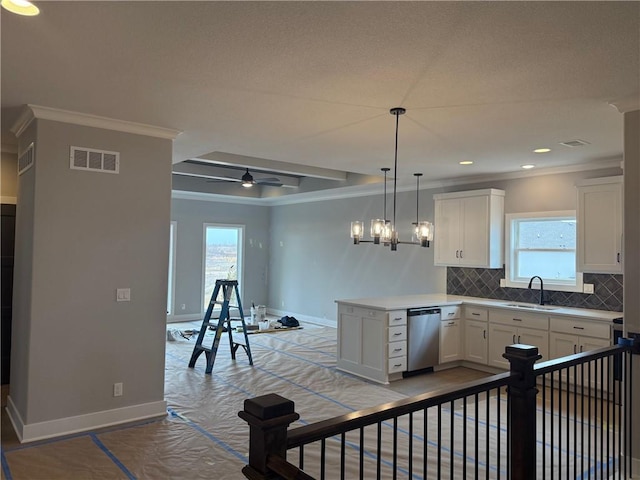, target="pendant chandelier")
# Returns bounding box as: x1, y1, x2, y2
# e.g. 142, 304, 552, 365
350, 107, 434, 251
